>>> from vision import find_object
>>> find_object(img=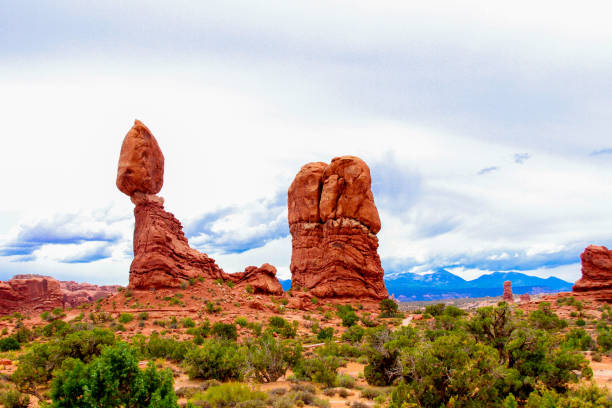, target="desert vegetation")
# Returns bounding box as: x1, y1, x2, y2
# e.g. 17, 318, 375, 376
0, 295, 611, 408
